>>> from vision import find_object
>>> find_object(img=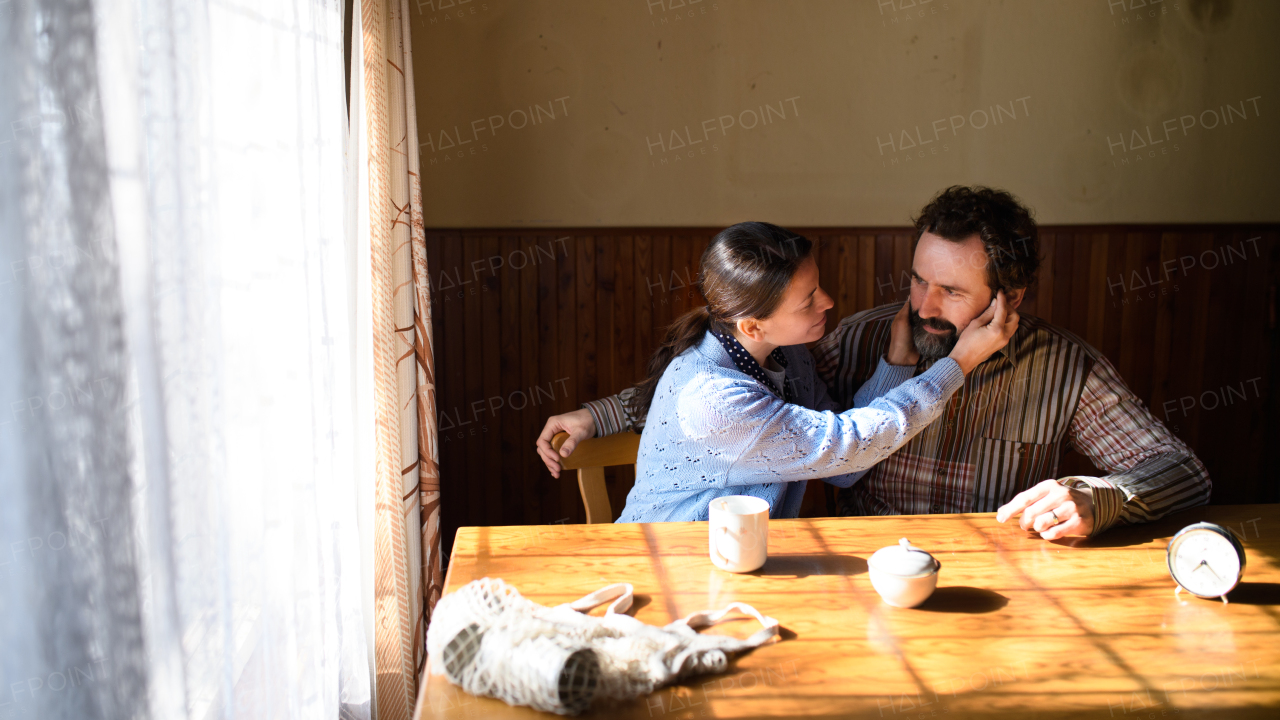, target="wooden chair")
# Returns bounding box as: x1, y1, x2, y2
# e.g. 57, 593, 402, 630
551, 431, 641, 524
